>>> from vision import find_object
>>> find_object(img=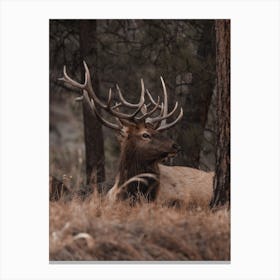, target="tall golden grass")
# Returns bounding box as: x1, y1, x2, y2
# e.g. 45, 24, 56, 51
49, 193, 230, 261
